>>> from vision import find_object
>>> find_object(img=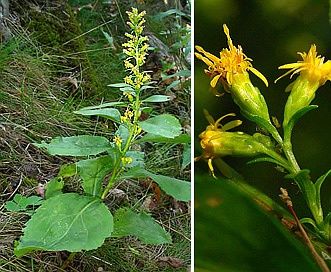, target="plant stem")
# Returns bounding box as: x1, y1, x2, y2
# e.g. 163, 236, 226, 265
101, 94, 141, 200
283, 127, 301, 174
280, 188, 330, 272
